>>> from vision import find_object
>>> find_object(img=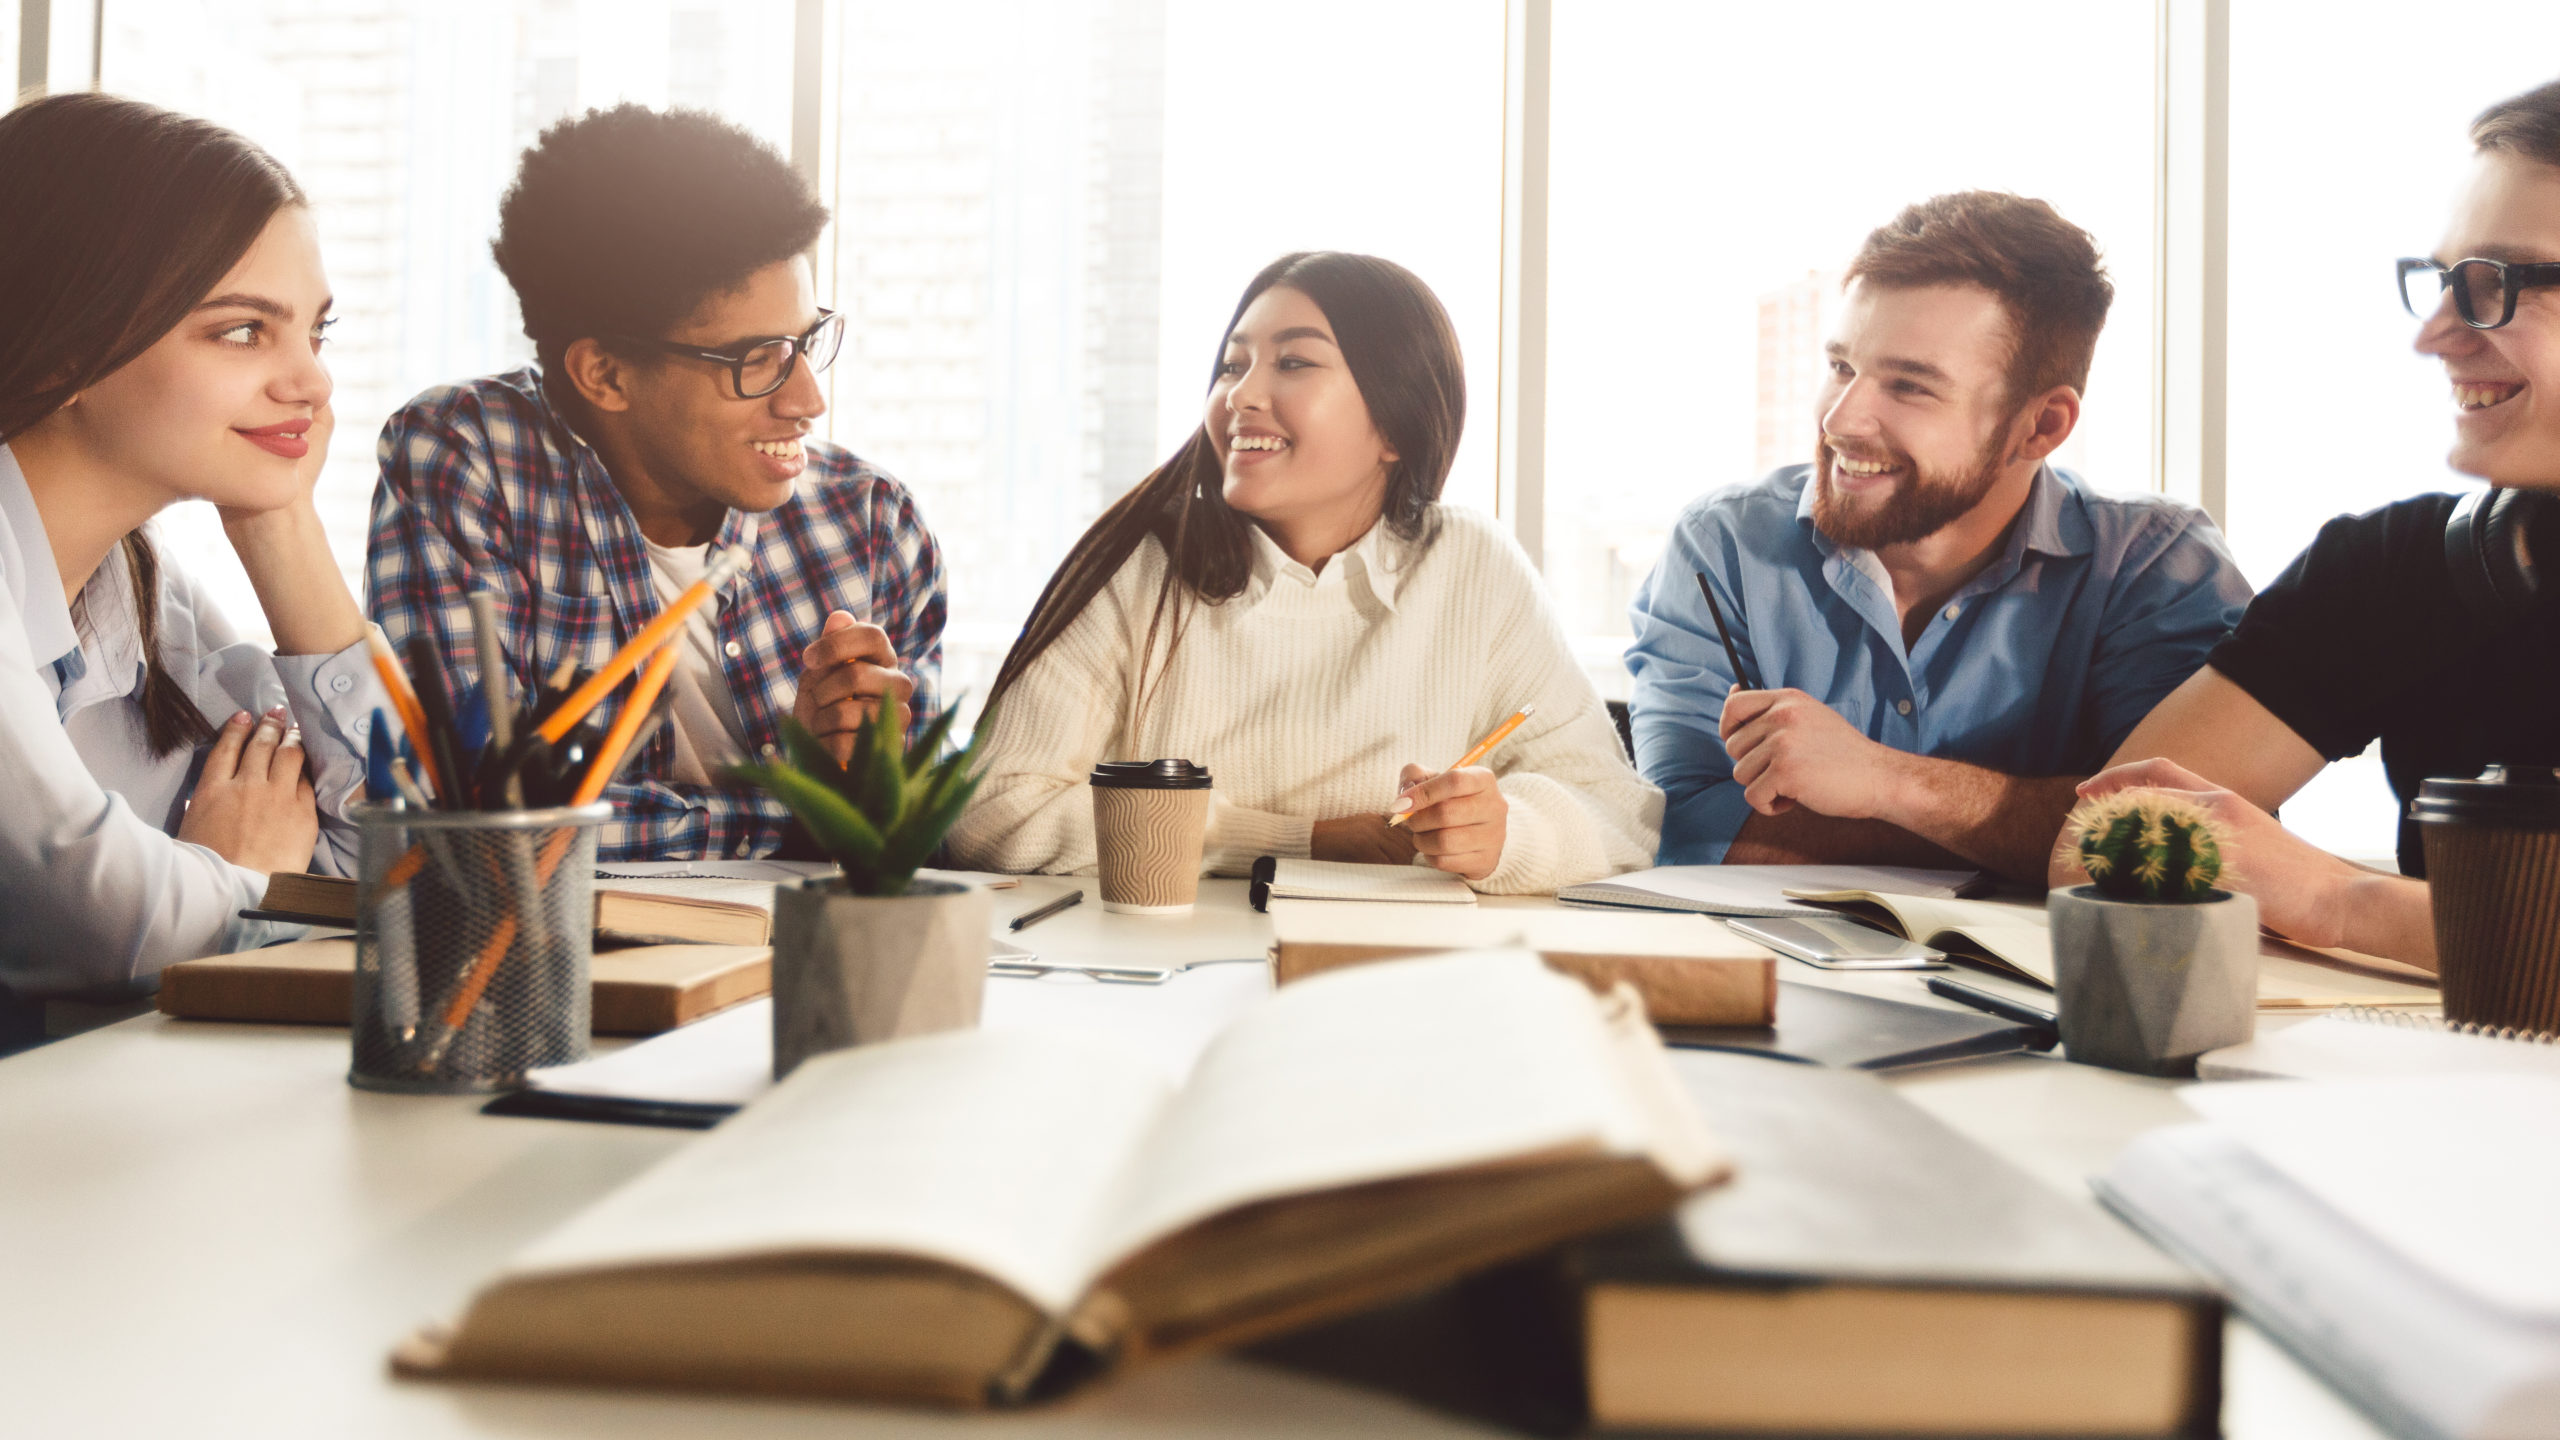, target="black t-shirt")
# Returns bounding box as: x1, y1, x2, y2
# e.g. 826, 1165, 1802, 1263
2208, 492, 2560, 876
